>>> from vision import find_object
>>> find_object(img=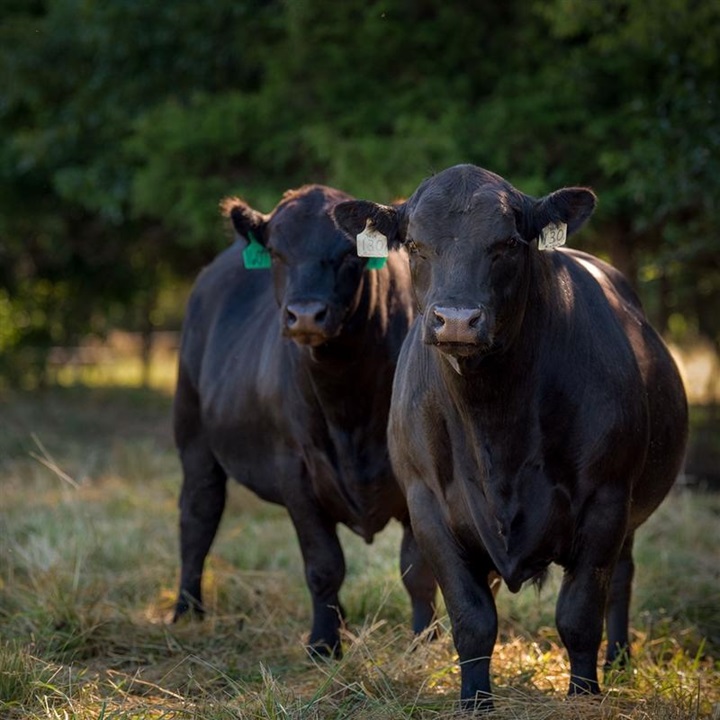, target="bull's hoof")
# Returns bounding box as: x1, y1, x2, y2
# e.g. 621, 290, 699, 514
411, 609, 439, 638
603, 651, 632, 685
172, 598, 205, 624
306, 640, 342, 661
409, 623, 441, 652
460, 693, 493, 714
604, 644, 631, 671
567, 677, 600, 695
